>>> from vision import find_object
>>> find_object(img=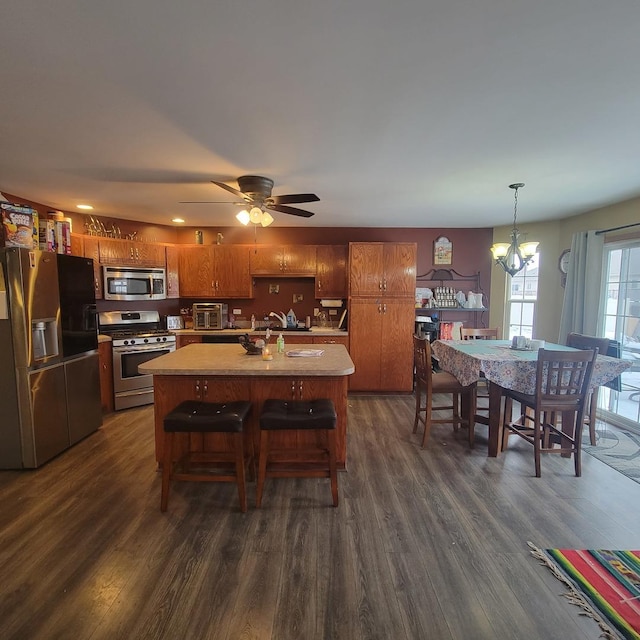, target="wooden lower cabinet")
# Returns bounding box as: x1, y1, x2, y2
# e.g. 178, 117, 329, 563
152, 375, 348, 469
348, 298, 415, 391
176, 335, 202, 349
98, 340, 114, 413
313, 335, 349, 349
